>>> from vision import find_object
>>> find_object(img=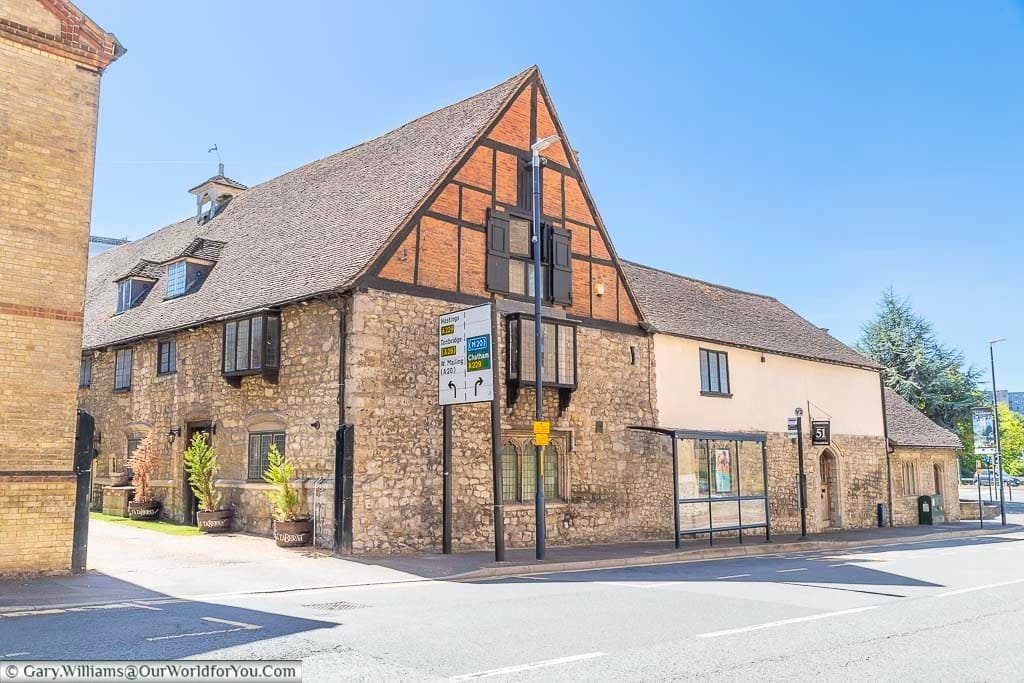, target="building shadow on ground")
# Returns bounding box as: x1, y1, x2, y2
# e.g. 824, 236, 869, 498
0, 573, 337, 660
